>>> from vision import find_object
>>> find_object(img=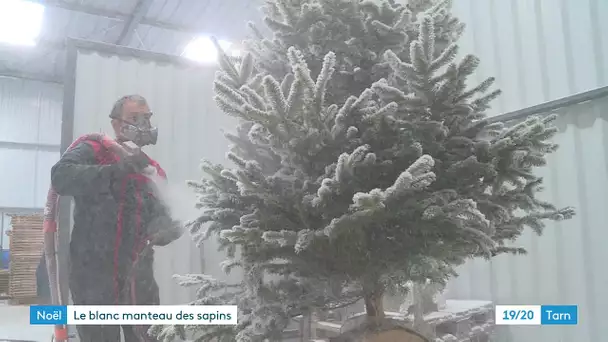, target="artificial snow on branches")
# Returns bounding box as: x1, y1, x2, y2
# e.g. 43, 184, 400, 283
155, 0, 574, 341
